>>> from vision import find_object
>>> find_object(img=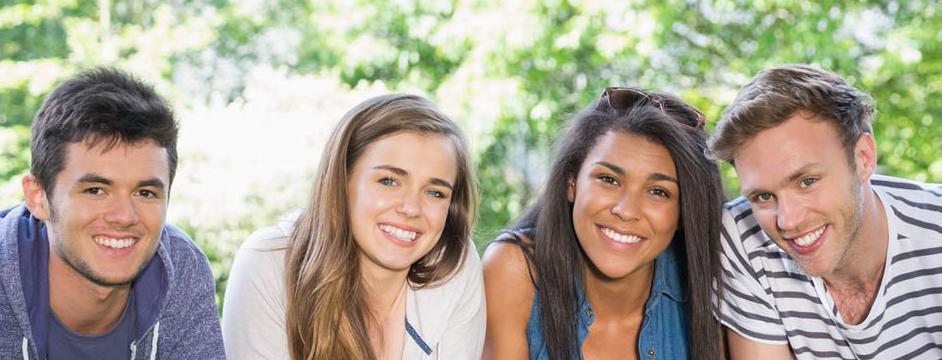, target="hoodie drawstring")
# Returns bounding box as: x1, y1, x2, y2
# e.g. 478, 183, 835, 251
21, 337, 28, 360
149, 321, 160, 360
